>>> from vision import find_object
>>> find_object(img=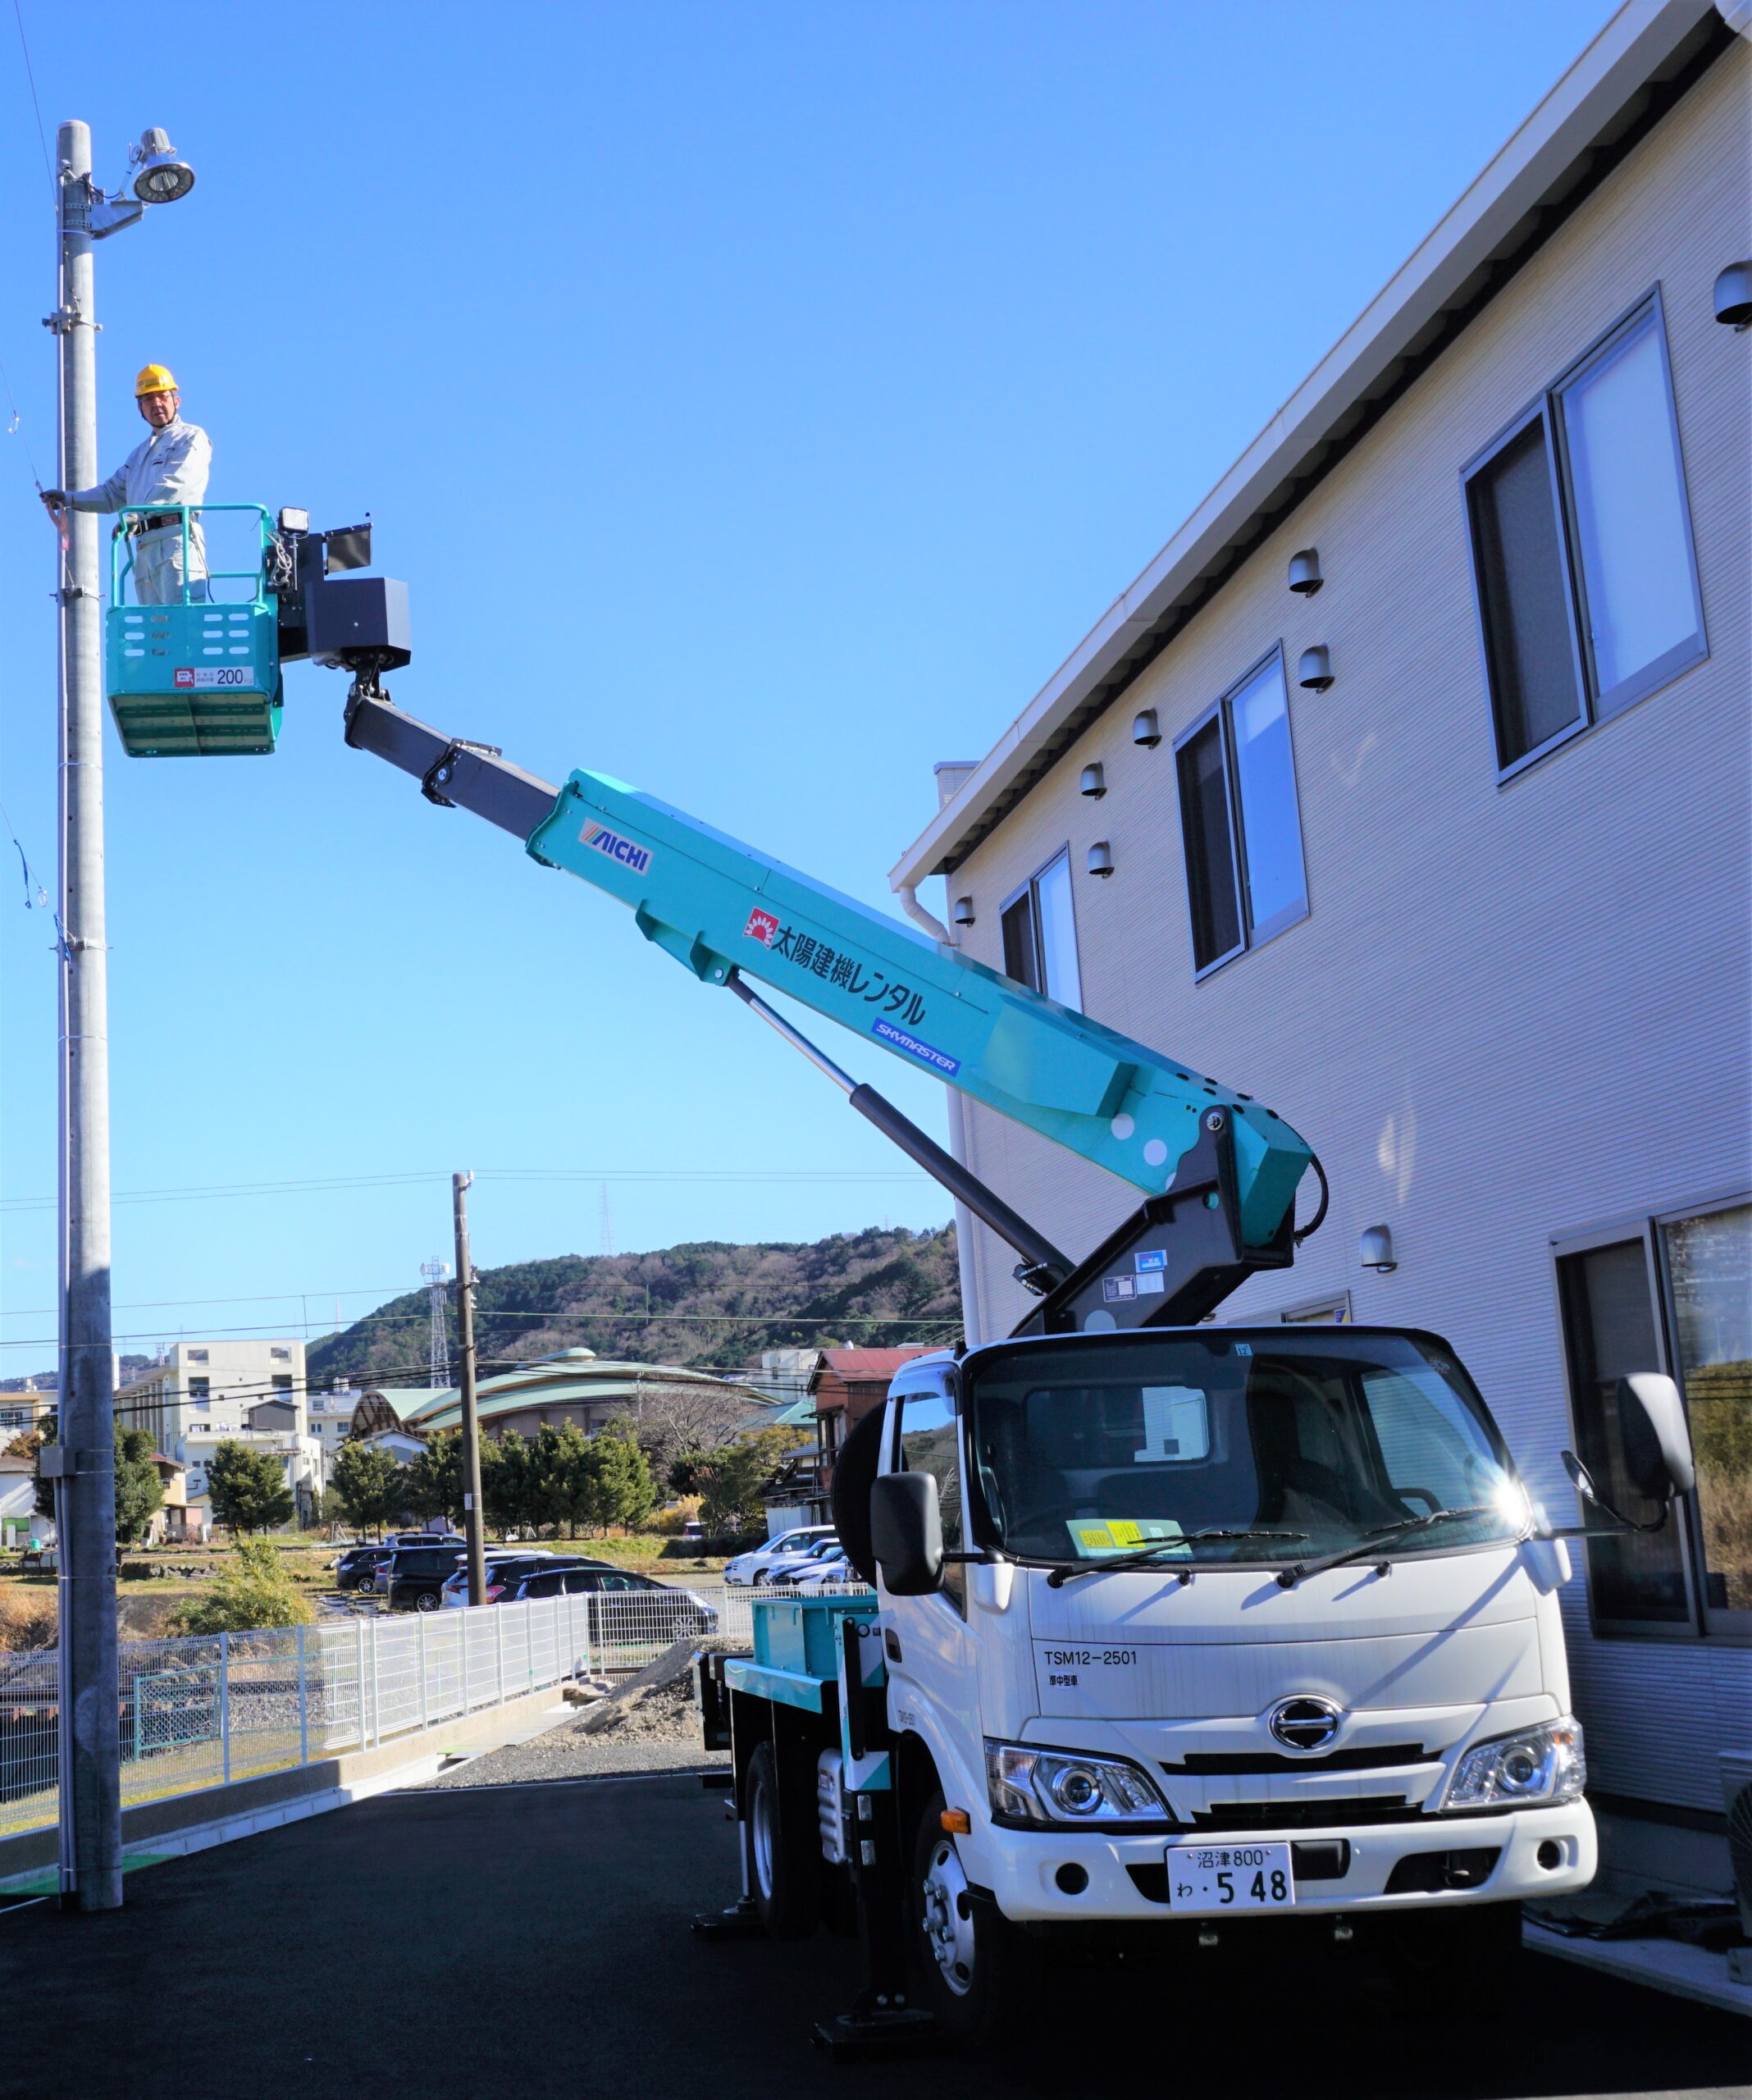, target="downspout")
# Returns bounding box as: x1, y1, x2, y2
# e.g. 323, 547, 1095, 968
895, 881, 985, 1350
